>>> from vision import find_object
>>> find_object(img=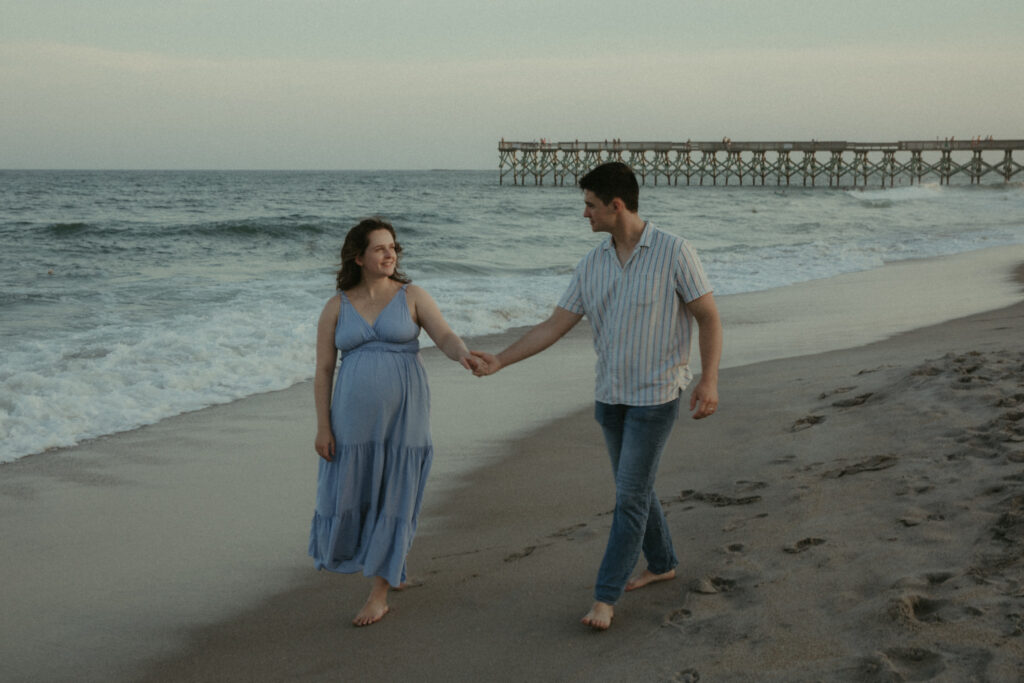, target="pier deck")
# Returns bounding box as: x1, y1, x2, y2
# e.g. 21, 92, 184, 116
498, 139, 1024, 187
